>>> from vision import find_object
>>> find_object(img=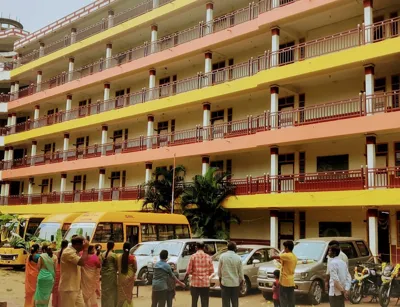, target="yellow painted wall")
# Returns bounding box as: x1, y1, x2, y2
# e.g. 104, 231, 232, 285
230, 209, 270, 241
